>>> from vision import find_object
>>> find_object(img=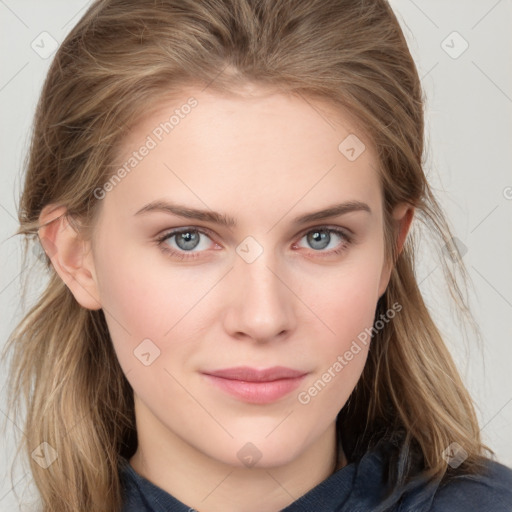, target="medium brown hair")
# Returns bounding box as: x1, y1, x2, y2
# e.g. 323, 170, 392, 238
2, 0, 492, 510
